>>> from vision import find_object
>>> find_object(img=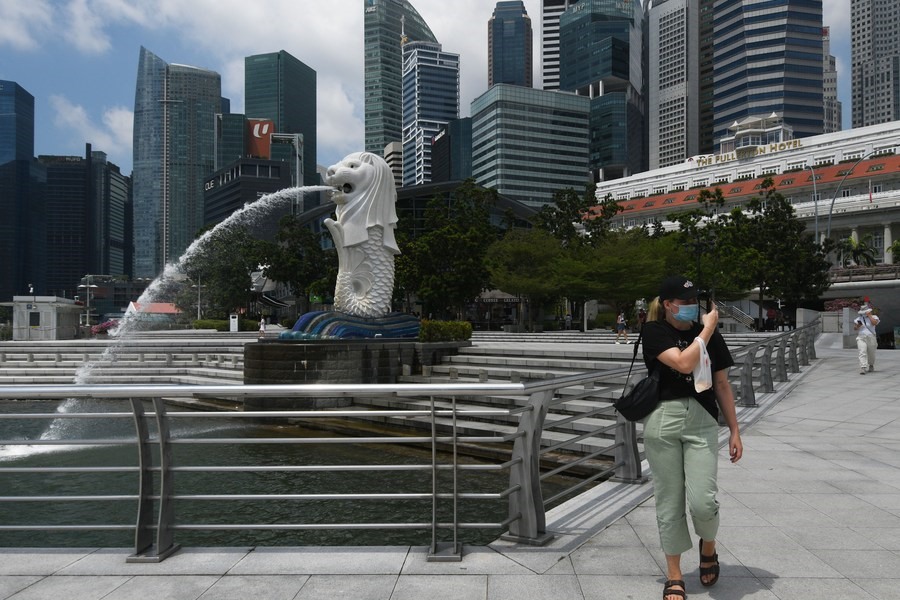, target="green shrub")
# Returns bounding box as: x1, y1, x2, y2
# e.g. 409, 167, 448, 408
418, 320, 473, 343
193, 319, 230, 332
